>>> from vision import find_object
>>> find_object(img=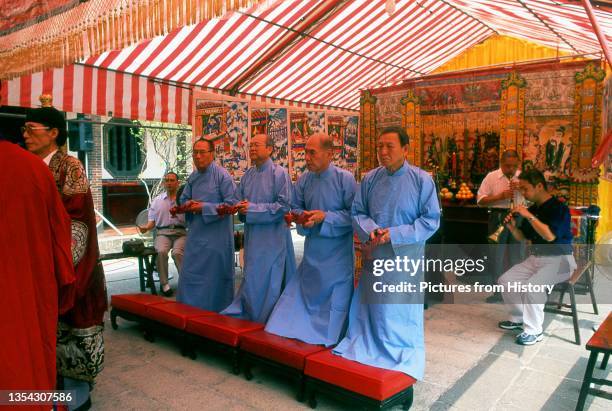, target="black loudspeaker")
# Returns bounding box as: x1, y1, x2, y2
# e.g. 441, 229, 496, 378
68, 114, 93, 152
